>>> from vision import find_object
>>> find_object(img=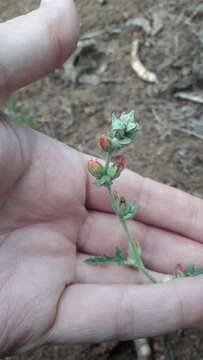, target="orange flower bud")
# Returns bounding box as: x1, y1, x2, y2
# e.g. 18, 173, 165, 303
99, 134, 112, 152
87, 159, 104, 178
